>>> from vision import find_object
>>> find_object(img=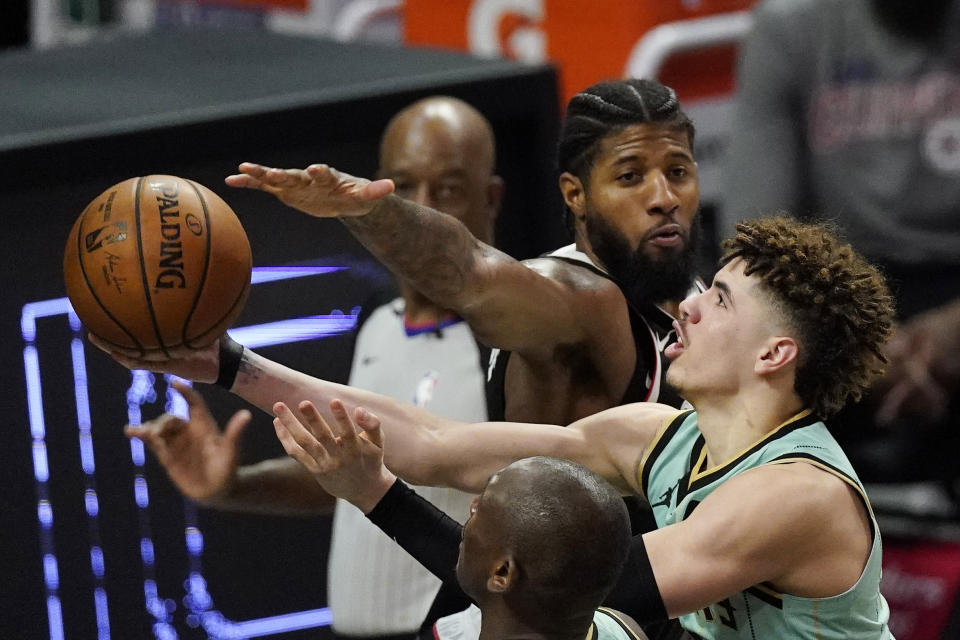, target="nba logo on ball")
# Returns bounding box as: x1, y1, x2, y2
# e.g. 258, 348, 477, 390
84, 221, 128, 252
64, 175, 252, 358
